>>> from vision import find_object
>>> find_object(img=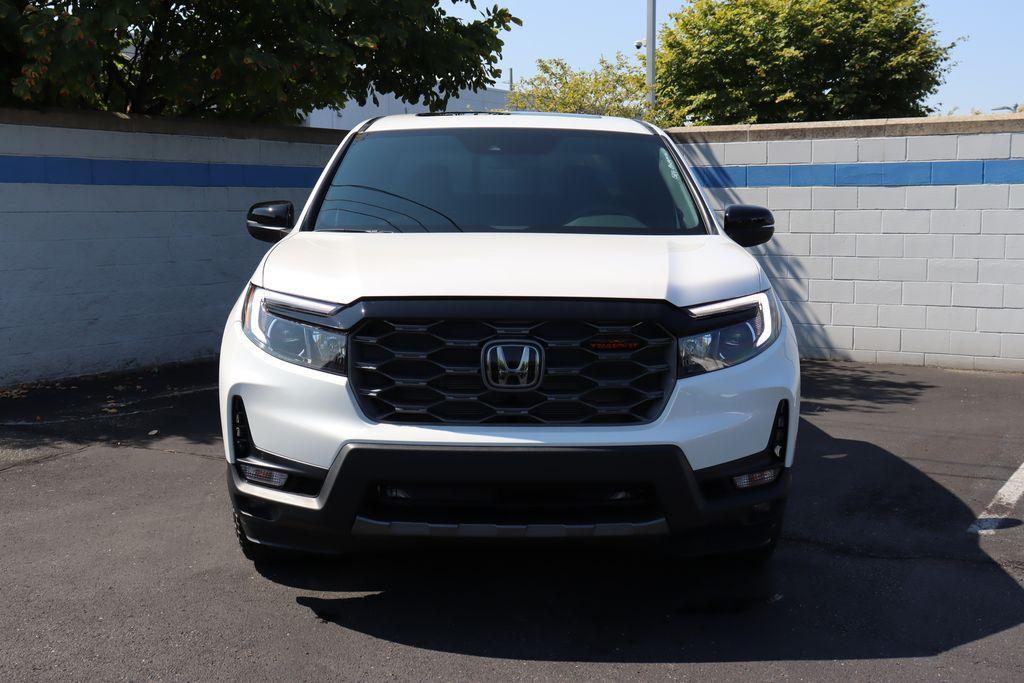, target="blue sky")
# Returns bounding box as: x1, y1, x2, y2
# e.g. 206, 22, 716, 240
451, 0, 1022, 114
